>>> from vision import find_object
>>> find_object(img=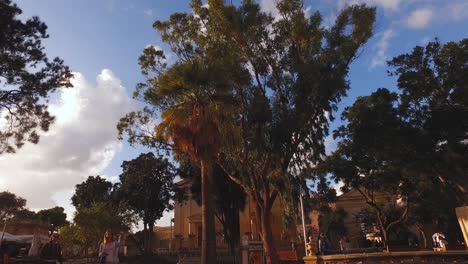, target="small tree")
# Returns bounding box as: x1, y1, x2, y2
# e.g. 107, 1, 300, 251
0, 0, 72, 154
116, 152, 176, 254
73, 202, 130, 255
